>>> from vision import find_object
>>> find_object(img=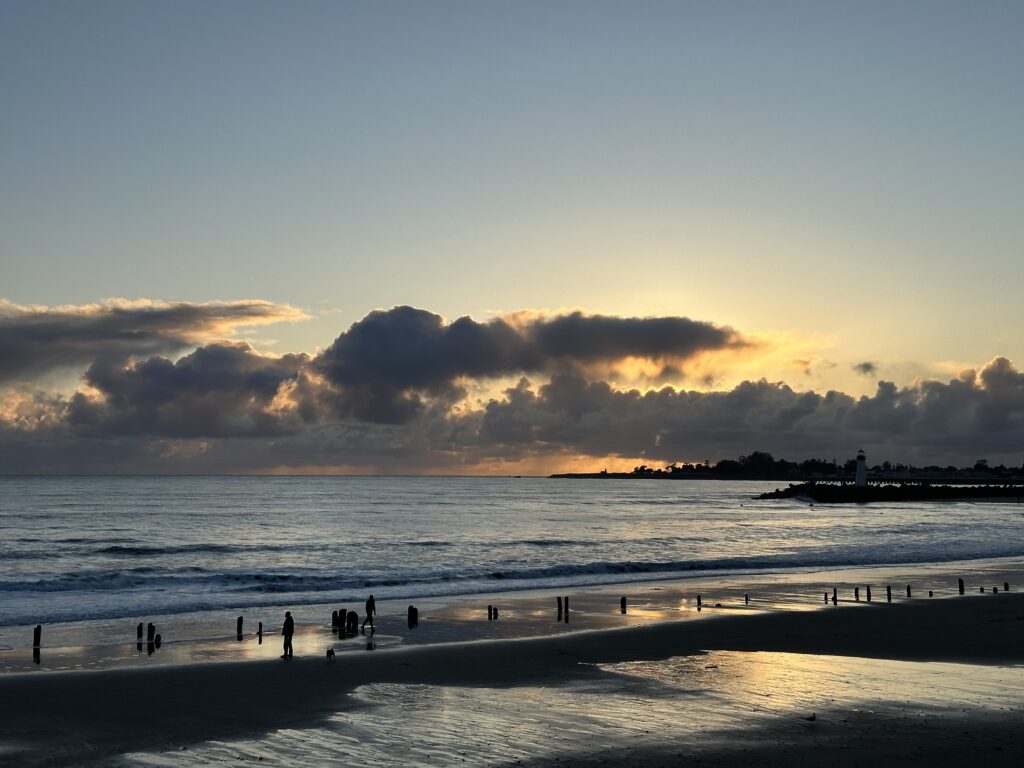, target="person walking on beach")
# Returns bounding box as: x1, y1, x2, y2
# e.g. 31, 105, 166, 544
361, 594, 376, 633
281, 611, 295, 658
